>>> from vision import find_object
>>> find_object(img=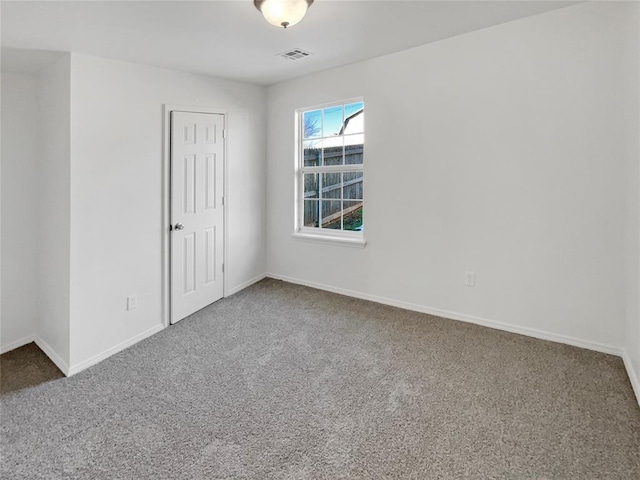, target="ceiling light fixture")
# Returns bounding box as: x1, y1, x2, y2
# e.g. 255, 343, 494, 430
254, 0, 314, 29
